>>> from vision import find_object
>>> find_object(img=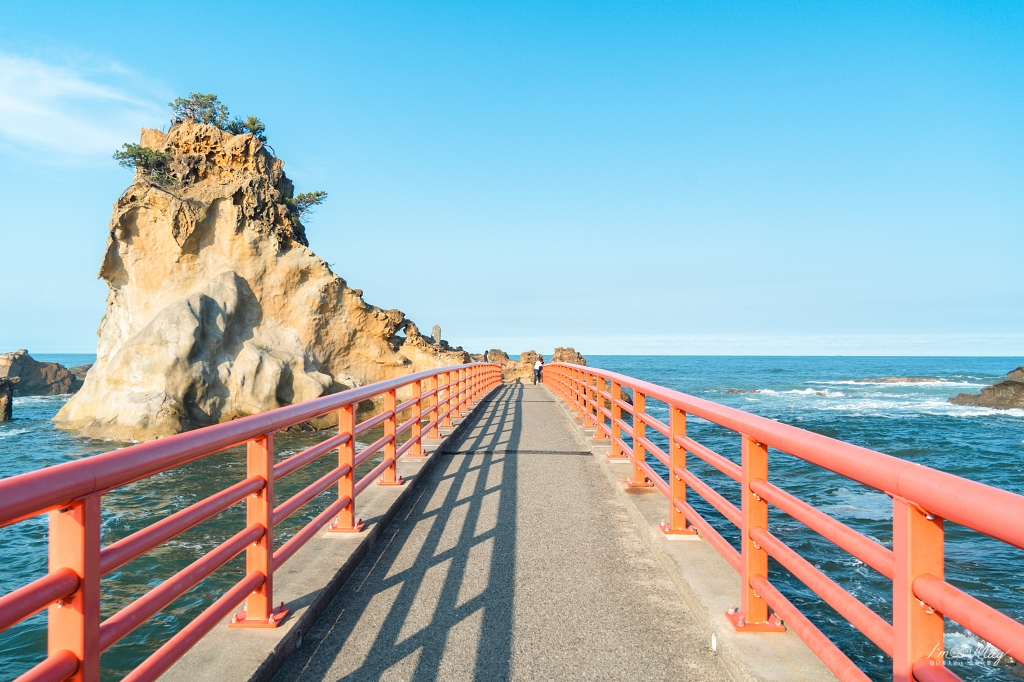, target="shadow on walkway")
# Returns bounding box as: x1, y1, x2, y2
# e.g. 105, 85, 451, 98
274, 385, 728, 682
274, 385, 524, 682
